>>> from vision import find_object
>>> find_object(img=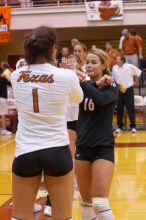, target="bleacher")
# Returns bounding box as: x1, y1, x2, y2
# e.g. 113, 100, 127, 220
0, 0, 146, 8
